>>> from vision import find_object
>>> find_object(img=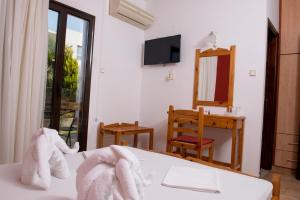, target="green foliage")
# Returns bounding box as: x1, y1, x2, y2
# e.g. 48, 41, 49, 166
47, 33, 79, 100
63, 46, 79, 99
47, 33, 56, 88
